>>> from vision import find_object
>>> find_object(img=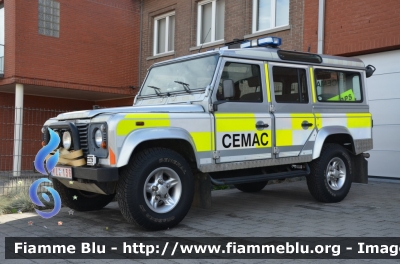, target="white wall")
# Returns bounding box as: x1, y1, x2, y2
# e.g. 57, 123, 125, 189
355, 50, 400, 178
